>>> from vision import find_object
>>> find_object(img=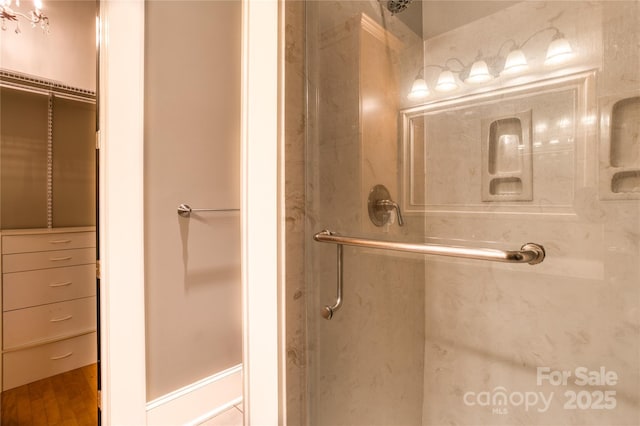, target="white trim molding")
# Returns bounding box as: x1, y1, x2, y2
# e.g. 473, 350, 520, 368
241, 0, 282, 424
146, 365, 243, 426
